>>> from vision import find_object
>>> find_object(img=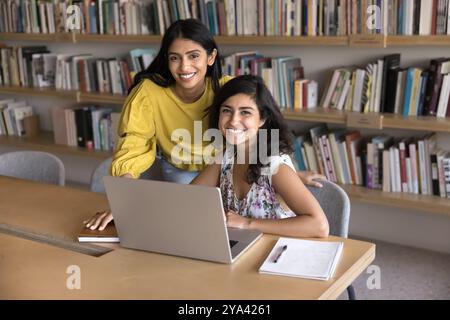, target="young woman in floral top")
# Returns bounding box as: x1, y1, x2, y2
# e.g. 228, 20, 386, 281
191, 75, 329, 238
